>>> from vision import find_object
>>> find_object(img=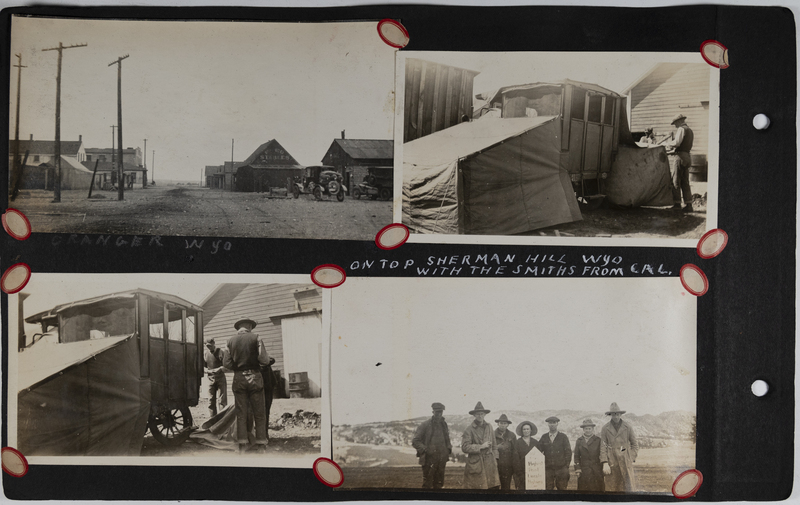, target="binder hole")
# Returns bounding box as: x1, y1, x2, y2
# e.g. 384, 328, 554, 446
753, 114, 770, 130
751, 380, 769, 397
